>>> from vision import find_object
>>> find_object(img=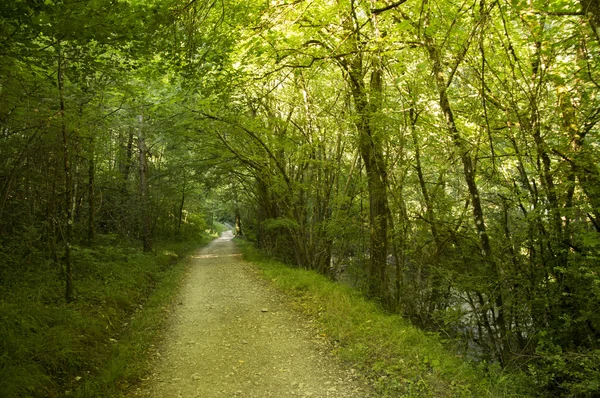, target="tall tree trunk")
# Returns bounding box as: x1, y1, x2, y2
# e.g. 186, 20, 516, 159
232, 183, 244, 237
57, 44, 74, 302
424, 30, 507, 361
348, 58, 389, 303
336, 3, 391, 304
49, 161, 60, 265
581, 0, 600, 42
558, 88, 600, 230
88, 131, 95, 247
138, 115, 152, 252
177, 181, 186, 237
409, 105, 446, 318
120, 130, 135, 192
235, 208, 243, 237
